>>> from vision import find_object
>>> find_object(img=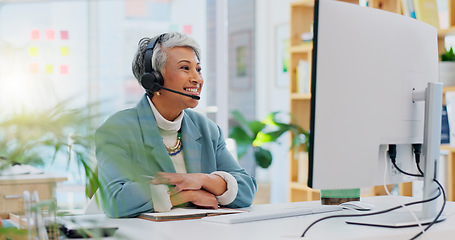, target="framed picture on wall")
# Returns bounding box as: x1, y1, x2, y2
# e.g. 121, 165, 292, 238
229, 30, 252, 91
275, 23, 290, 88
